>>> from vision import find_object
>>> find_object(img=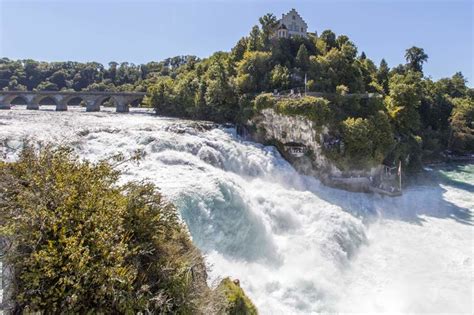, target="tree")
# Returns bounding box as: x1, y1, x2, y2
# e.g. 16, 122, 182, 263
270, 64, 290, 90
296, 44, 310, 71
341, 117, 374, 167
405, 46, 428, 73
247, 25, 263, 52
377, 59, 390, 94
449, 97, 474, 152
341, 111, 394, 168
236, 51, 272, 93
36, 81, 59, 91
259, 13, 279, 49
231, 37, 248, 62
149, 77, 176, 115
385, 71, 423, 135
48, 70, 68, 90
320, 30, 337, 50
309, 48, 364, 93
